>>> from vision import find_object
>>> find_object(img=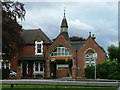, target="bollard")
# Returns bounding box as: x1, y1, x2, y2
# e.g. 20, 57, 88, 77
11, 84, 14, 88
